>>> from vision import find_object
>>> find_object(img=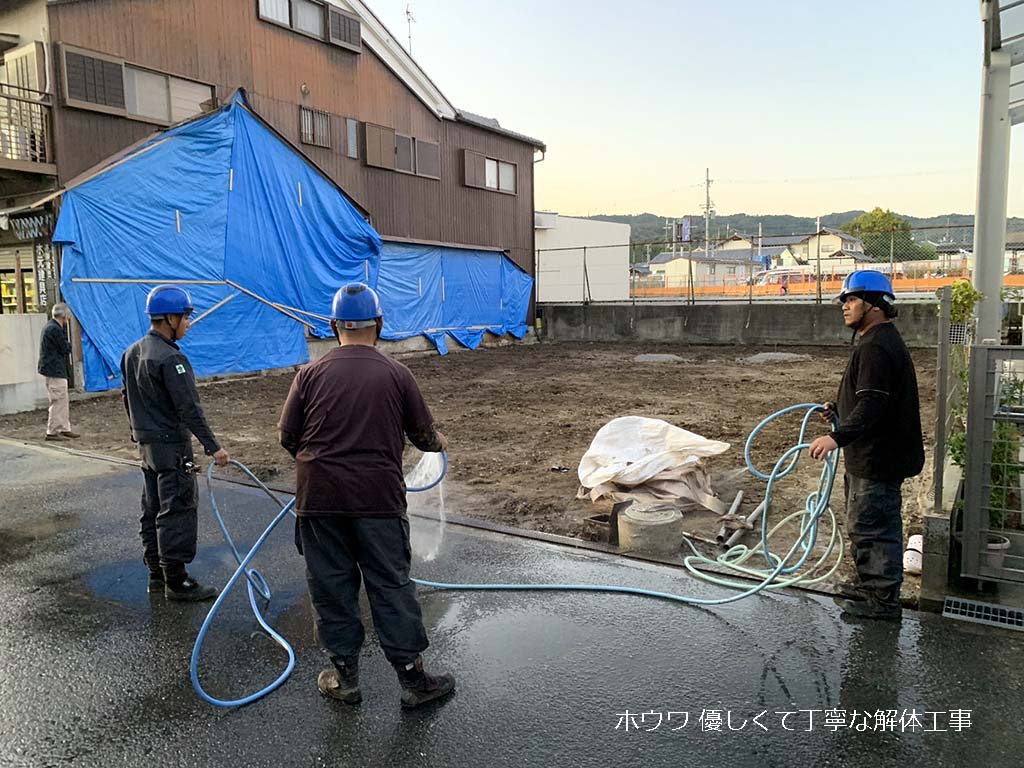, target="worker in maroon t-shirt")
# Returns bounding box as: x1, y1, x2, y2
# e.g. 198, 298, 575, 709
278, 283, 455, 709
